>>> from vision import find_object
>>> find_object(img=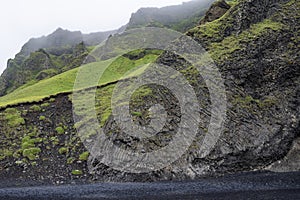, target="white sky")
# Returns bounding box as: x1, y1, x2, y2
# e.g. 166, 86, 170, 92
0, 0, 187, 74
